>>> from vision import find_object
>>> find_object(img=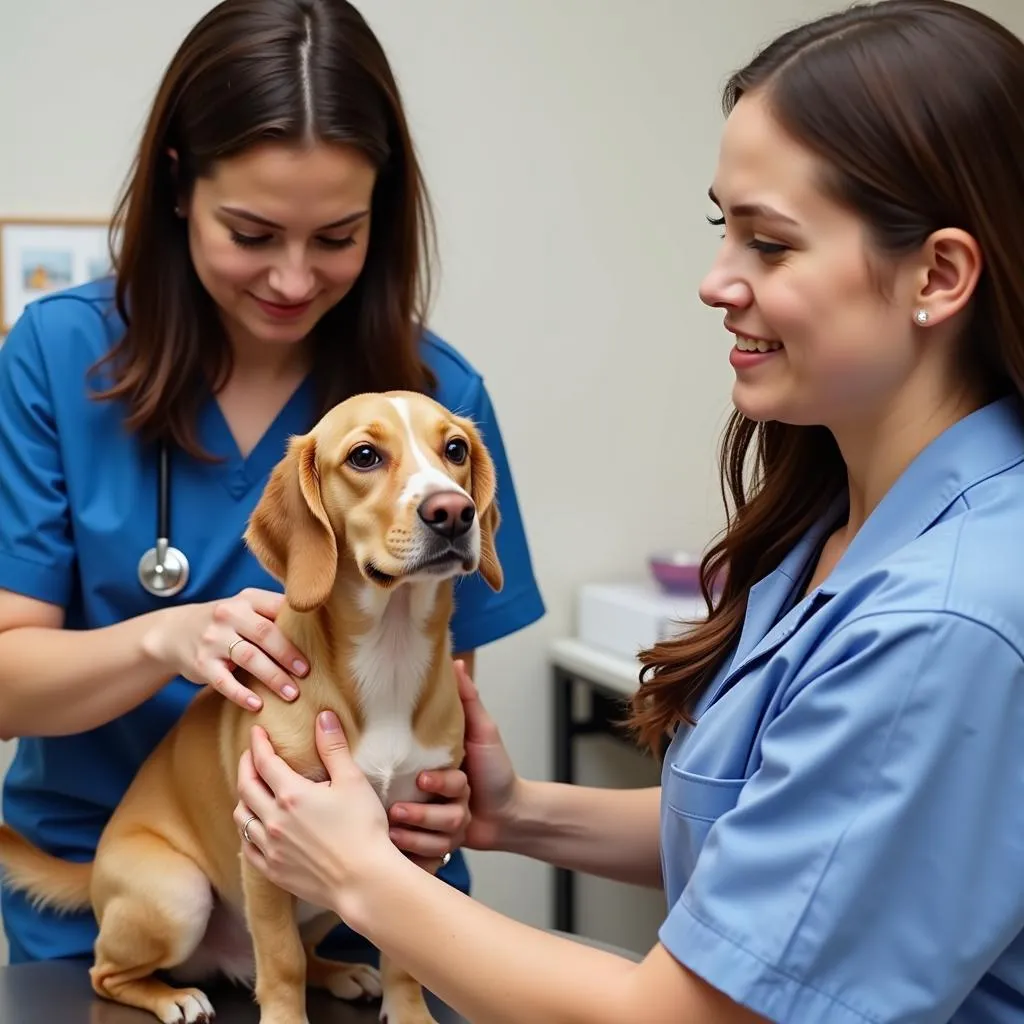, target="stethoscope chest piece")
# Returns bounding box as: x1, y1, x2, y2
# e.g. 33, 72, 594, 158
137, 439, 191, 598
138, 537, 190, 597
